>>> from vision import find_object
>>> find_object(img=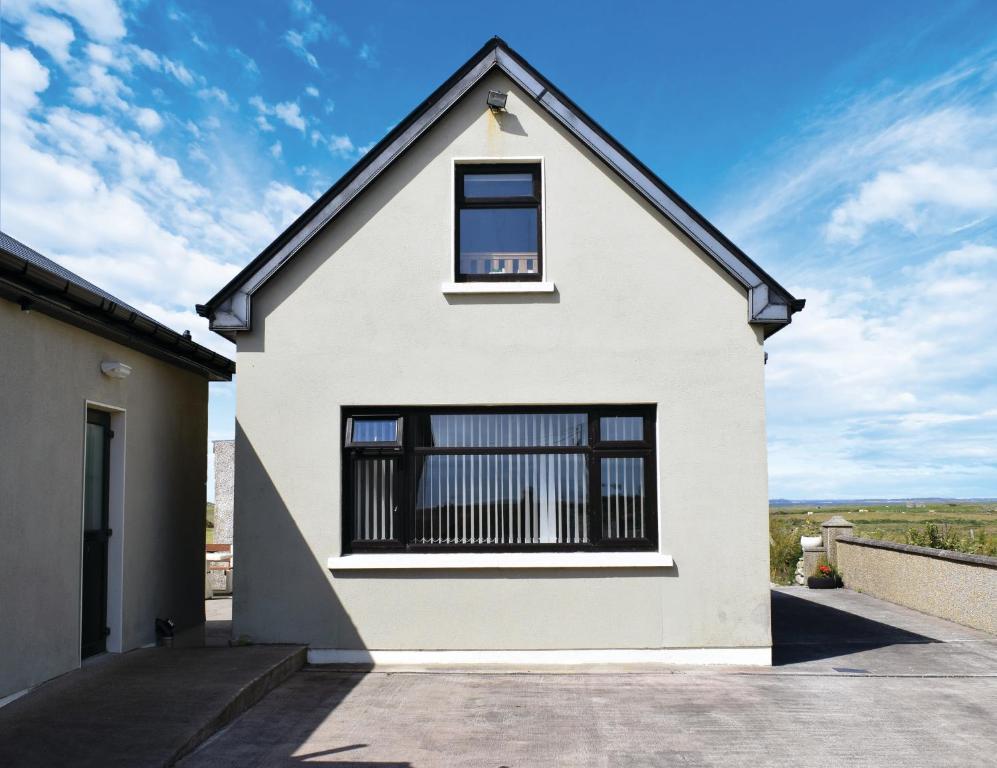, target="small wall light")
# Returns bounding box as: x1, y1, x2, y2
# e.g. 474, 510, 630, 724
486, 90, 508, 111
101, 361, 132, 379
